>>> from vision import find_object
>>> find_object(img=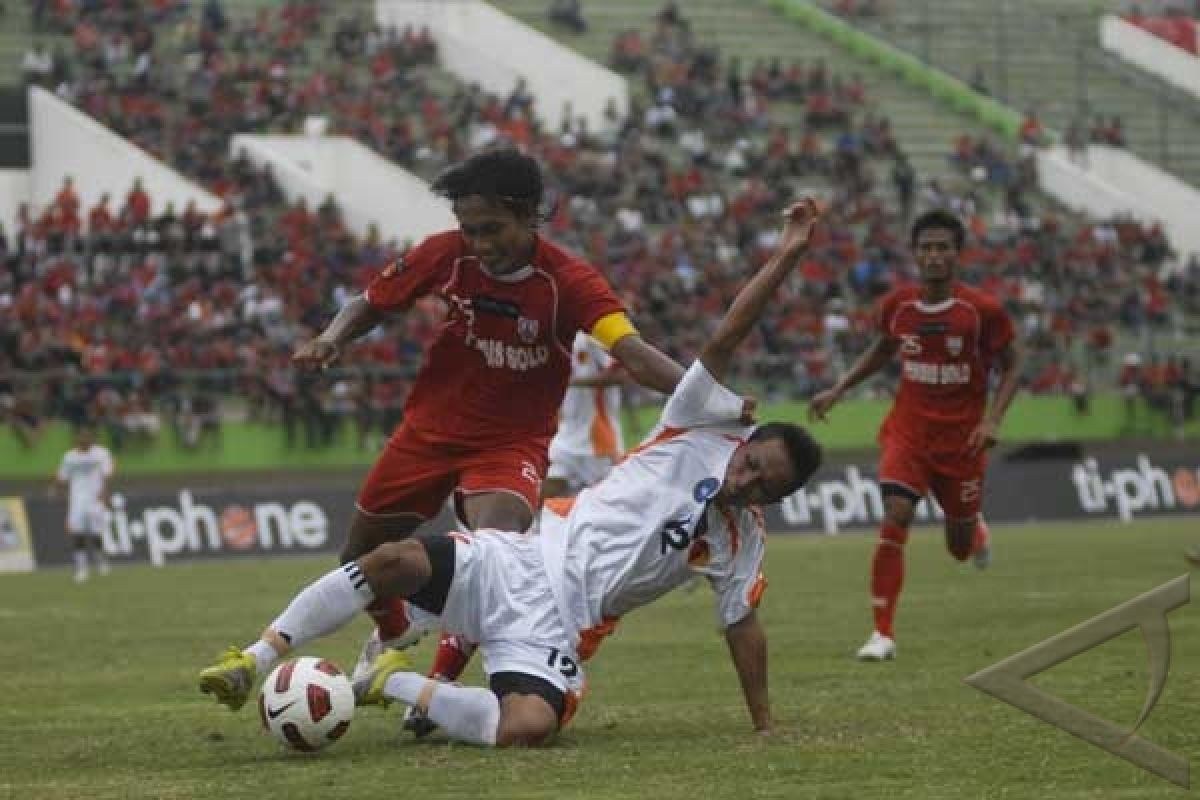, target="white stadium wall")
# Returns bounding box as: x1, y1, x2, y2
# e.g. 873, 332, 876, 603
1100, 15, 1200, 99
0, 168, 30, 237
229, 134, 456, 244
375, 0, 629, 134
1037, 145, 1200, 259
28, 87, 222, 219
